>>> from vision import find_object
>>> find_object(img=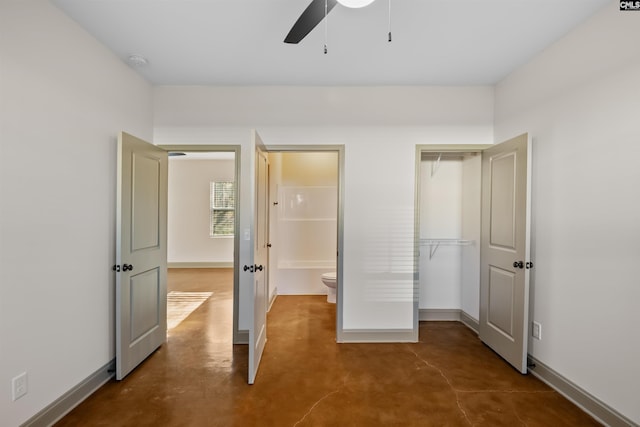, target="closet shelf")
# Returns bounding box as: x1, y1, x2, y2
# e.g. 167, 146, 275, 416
420, 238, 474, 259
